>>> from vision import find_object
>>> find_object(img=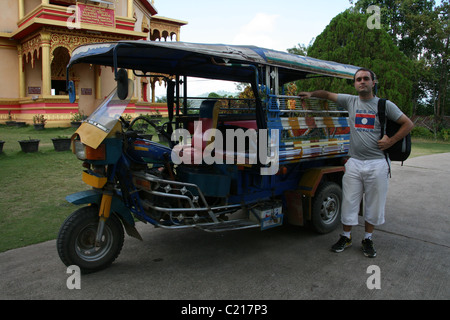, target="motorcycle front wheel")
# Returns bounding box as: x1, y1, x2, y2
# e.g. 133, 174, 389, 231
57, 205, 124, 274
